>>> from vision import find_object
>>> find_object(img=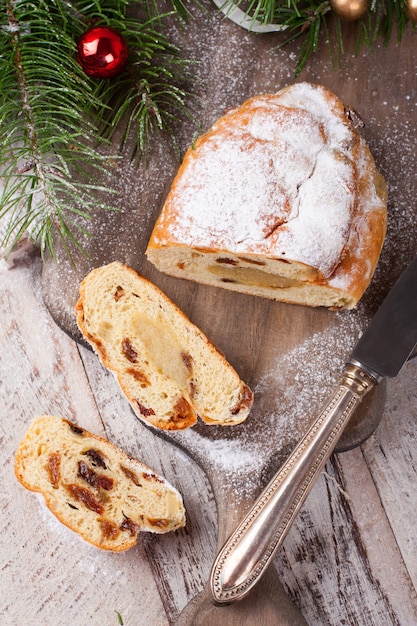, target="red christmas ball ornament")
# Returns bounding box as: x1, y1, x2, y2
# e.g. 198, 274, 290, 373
77, 26, 128, 79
